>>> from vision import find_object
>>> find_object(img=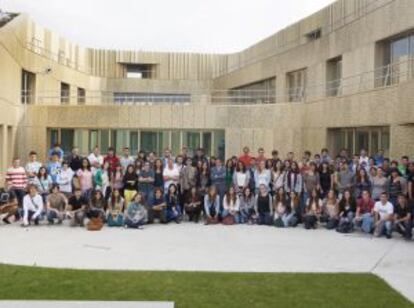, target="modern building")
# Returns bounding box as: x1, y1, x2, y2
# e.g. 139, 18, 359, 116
0, 0, 414, 180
